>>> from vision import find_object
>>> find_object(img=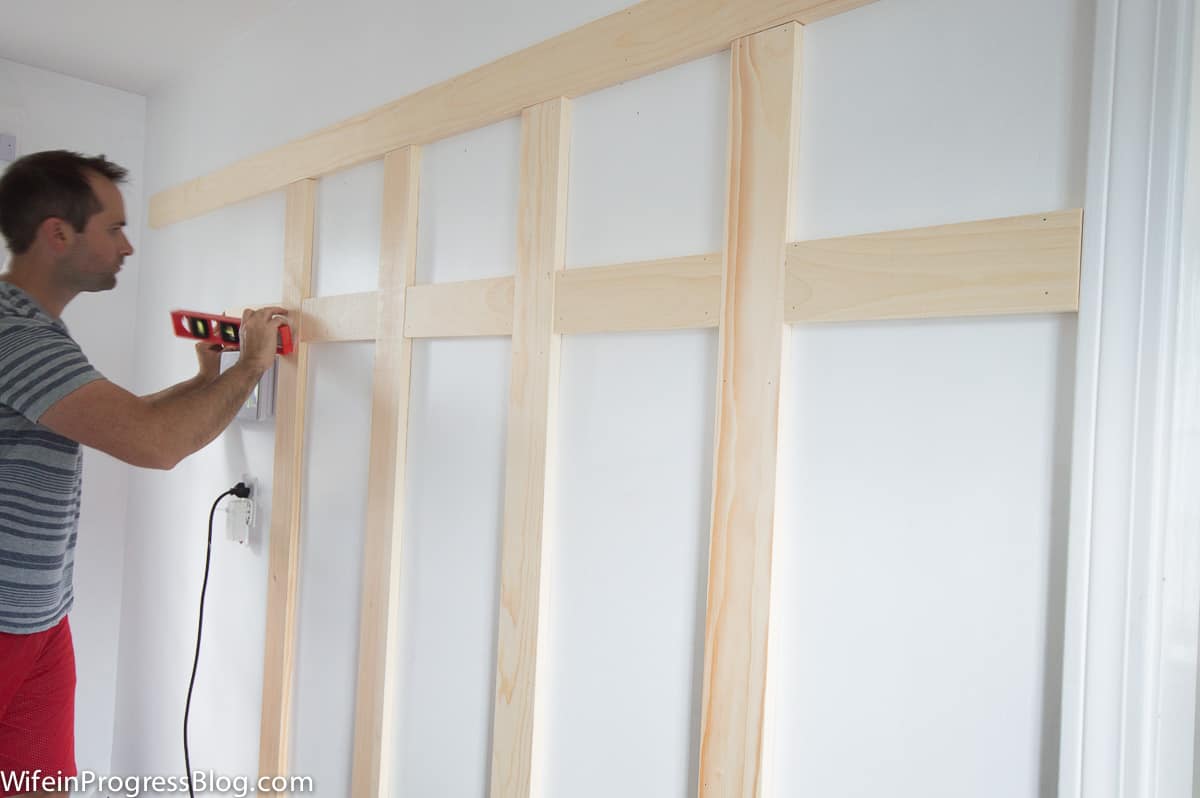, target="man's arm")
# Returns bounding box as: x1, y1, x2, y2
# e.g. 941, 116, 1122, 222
141, 376, 208, 405
39, 308, 288, 470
